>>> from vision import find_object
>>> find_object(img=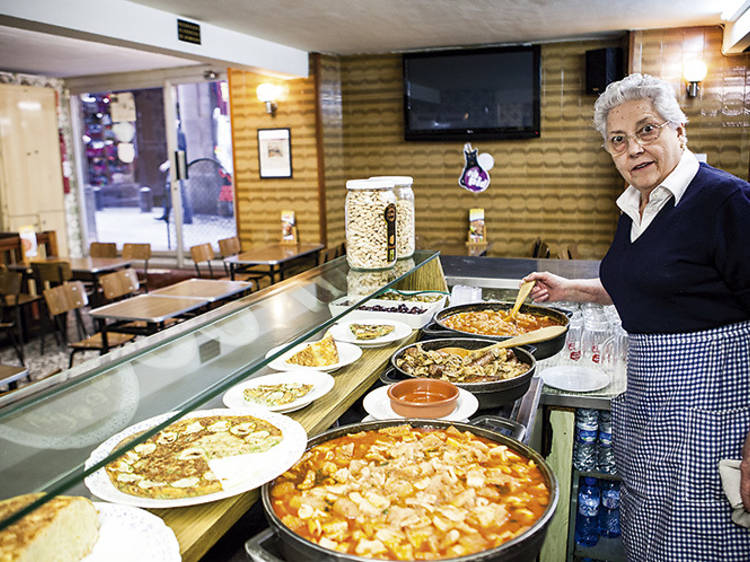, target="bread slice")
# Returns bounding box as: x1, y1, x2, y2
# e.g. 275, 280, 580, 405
287, 334, 339, 367
0, 494, 99, 562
